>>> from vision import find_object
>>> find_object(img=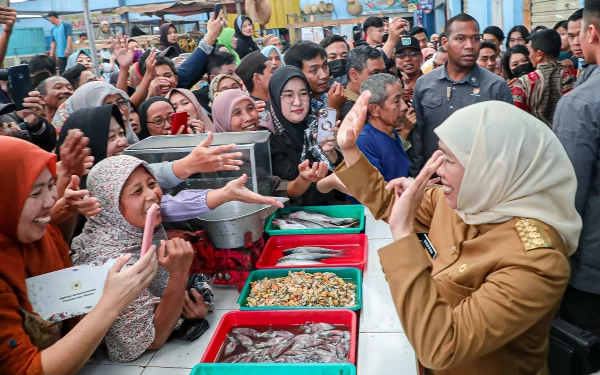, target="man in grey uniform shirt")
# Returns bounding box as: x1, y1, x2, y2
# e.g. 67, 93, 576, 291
554, 2, 600, 337
408, 13, 513, 173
